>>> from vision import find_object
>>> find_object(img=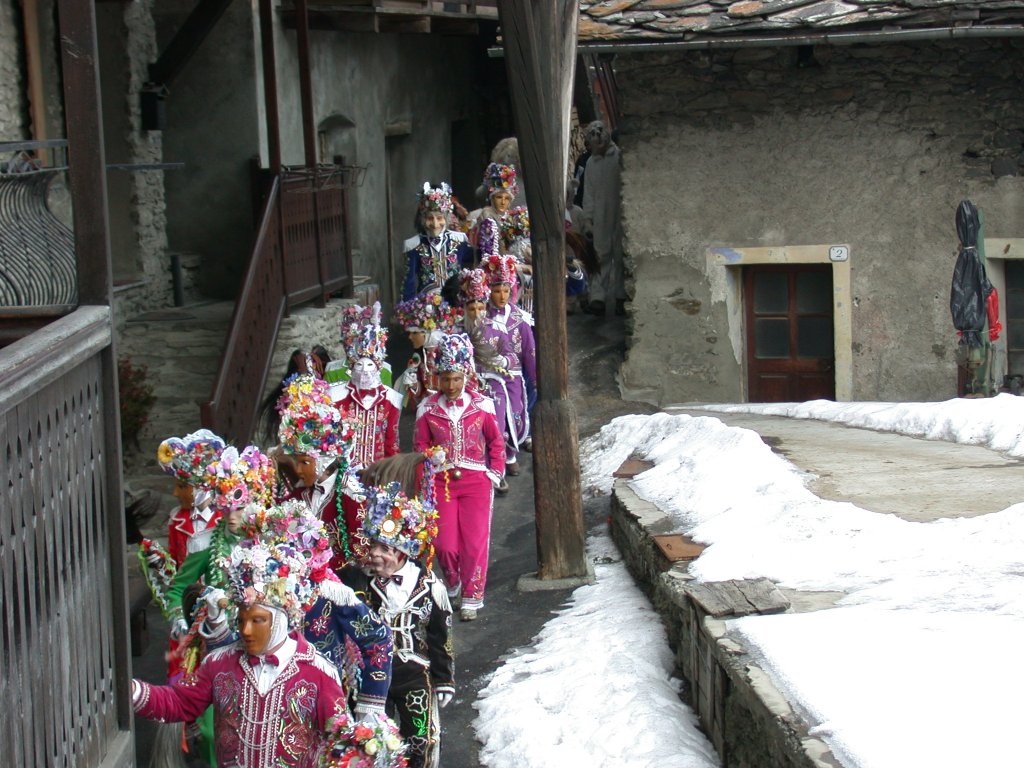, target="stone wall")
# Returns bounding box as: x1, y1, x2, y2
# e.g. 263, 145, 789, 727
616, 40, 1024, 404
270, 26, 487, 313
610, 480, 838, 768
